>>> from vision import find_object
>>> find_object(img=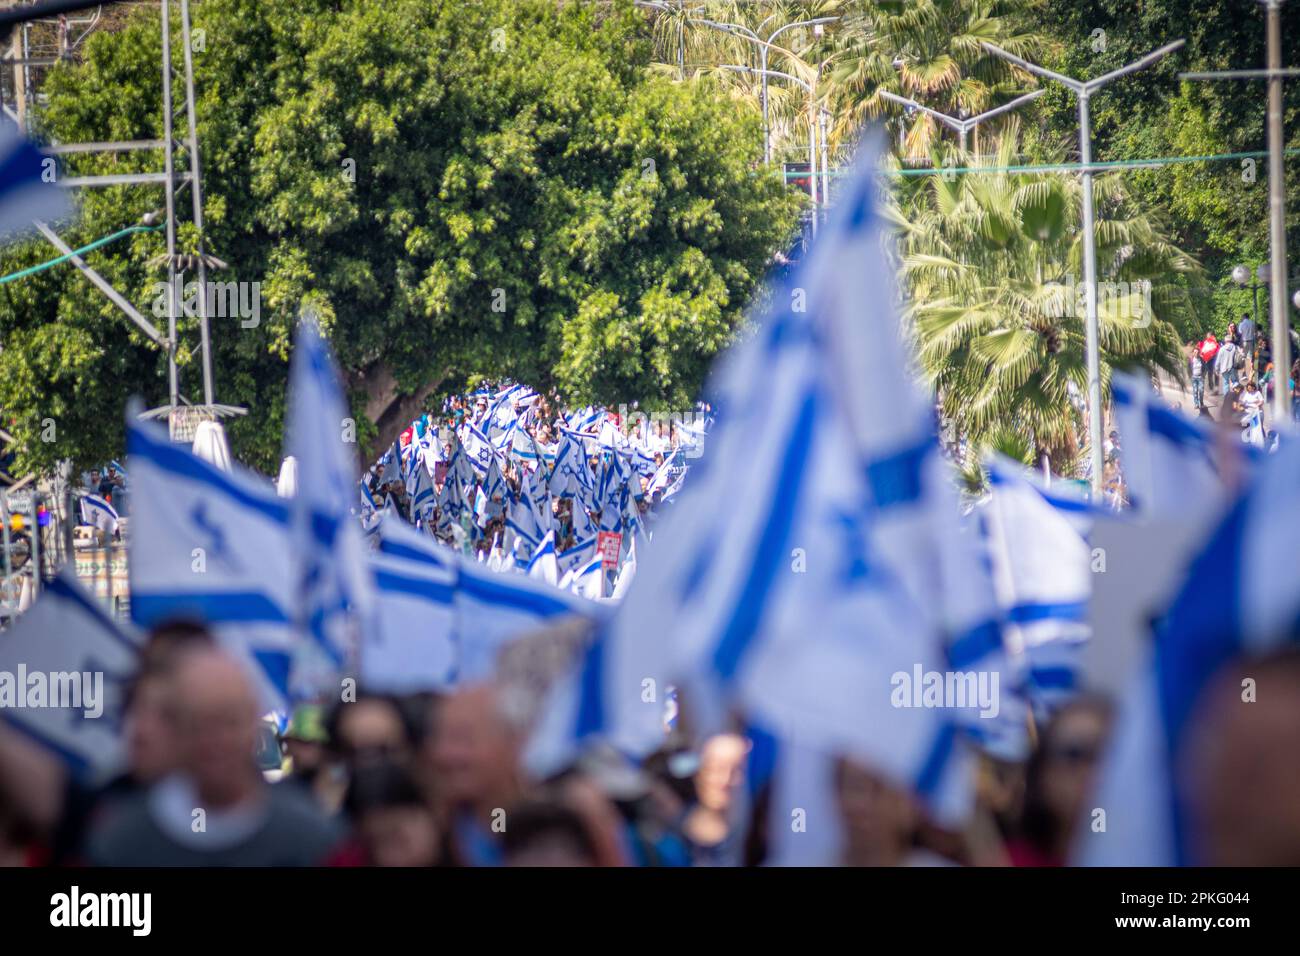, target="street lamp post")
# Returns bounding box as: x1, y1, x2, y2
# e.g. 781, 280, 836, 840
722, 64, 820, 235
1231, 262, 1270, 333
982, 39, 1186, 495
695, 16, 838, 165
877, 89, 1047, 154
1182, 0, 1297, 425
